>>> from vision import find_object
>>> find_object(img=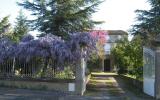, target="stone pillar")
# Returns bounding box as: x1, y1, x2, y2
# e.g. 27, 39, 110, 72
75, 58, 86, 95
155, 48, 160, 99
145, 34, 160, 99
